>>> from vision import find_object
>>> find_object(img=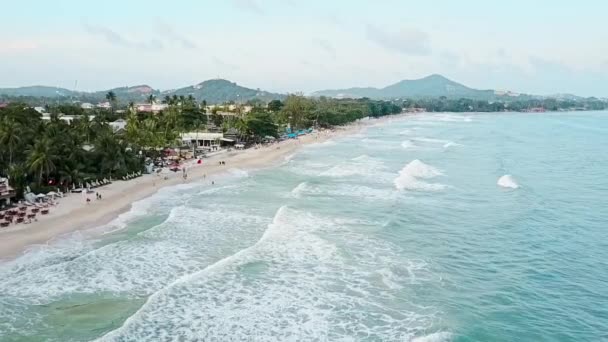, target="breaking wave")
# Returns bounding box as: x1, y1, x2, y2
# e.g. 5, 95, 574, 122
394, 160, 447, 191
498, 175, 519, 189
